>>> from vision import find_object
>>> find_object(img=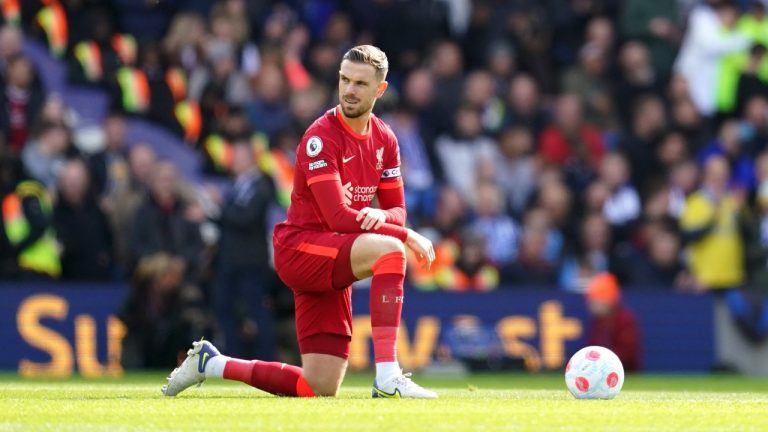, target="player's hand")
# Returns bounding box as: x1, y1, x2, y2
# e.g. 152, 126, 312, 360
405, 228, 435, 270
356, 207, 387, 231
